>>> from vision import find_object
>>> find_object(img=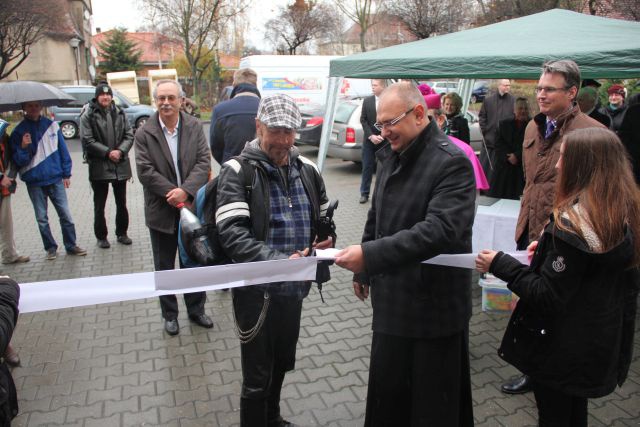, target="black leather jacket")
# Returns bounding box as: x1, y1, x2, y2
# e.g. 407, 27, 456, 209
80, 99, 133, 181
216, 140, 334, 287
